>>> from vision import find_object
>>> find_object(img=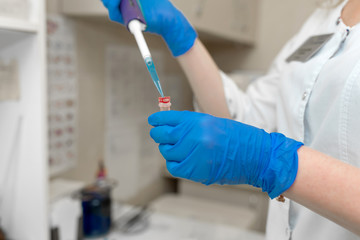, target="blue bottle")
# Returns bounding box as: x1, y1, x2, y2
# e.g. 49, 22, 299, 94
81, 187, 112, 237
